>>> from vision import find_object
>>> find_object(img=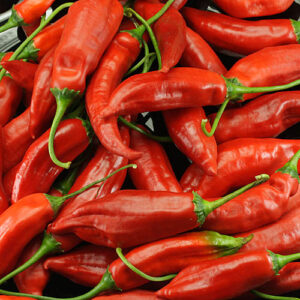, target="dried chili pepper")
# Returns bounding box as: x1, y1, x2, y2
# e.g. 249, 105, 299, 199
49, 0, 123, 168
180, 138, 300, 197
156, 250, 300, 299
182, 8, 300, 55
